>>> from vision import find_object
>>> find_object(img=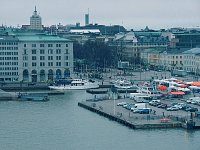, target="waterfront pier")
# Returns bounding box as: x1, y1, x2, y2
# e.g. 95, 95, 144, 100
78, 99, 185, 129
